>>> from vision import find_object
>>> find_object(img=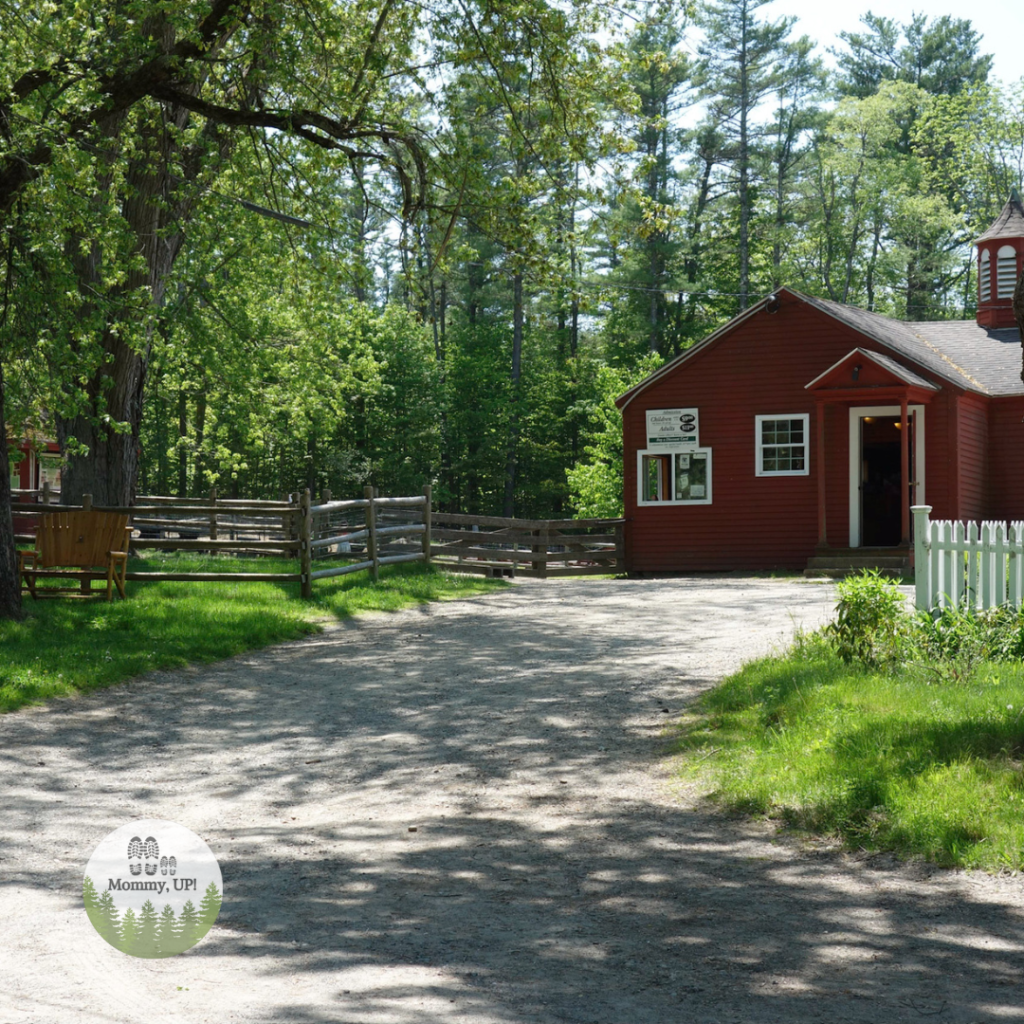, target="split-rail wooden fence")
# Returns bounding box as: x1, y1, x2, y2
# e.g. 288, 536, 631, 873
13, 484, 623, 595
